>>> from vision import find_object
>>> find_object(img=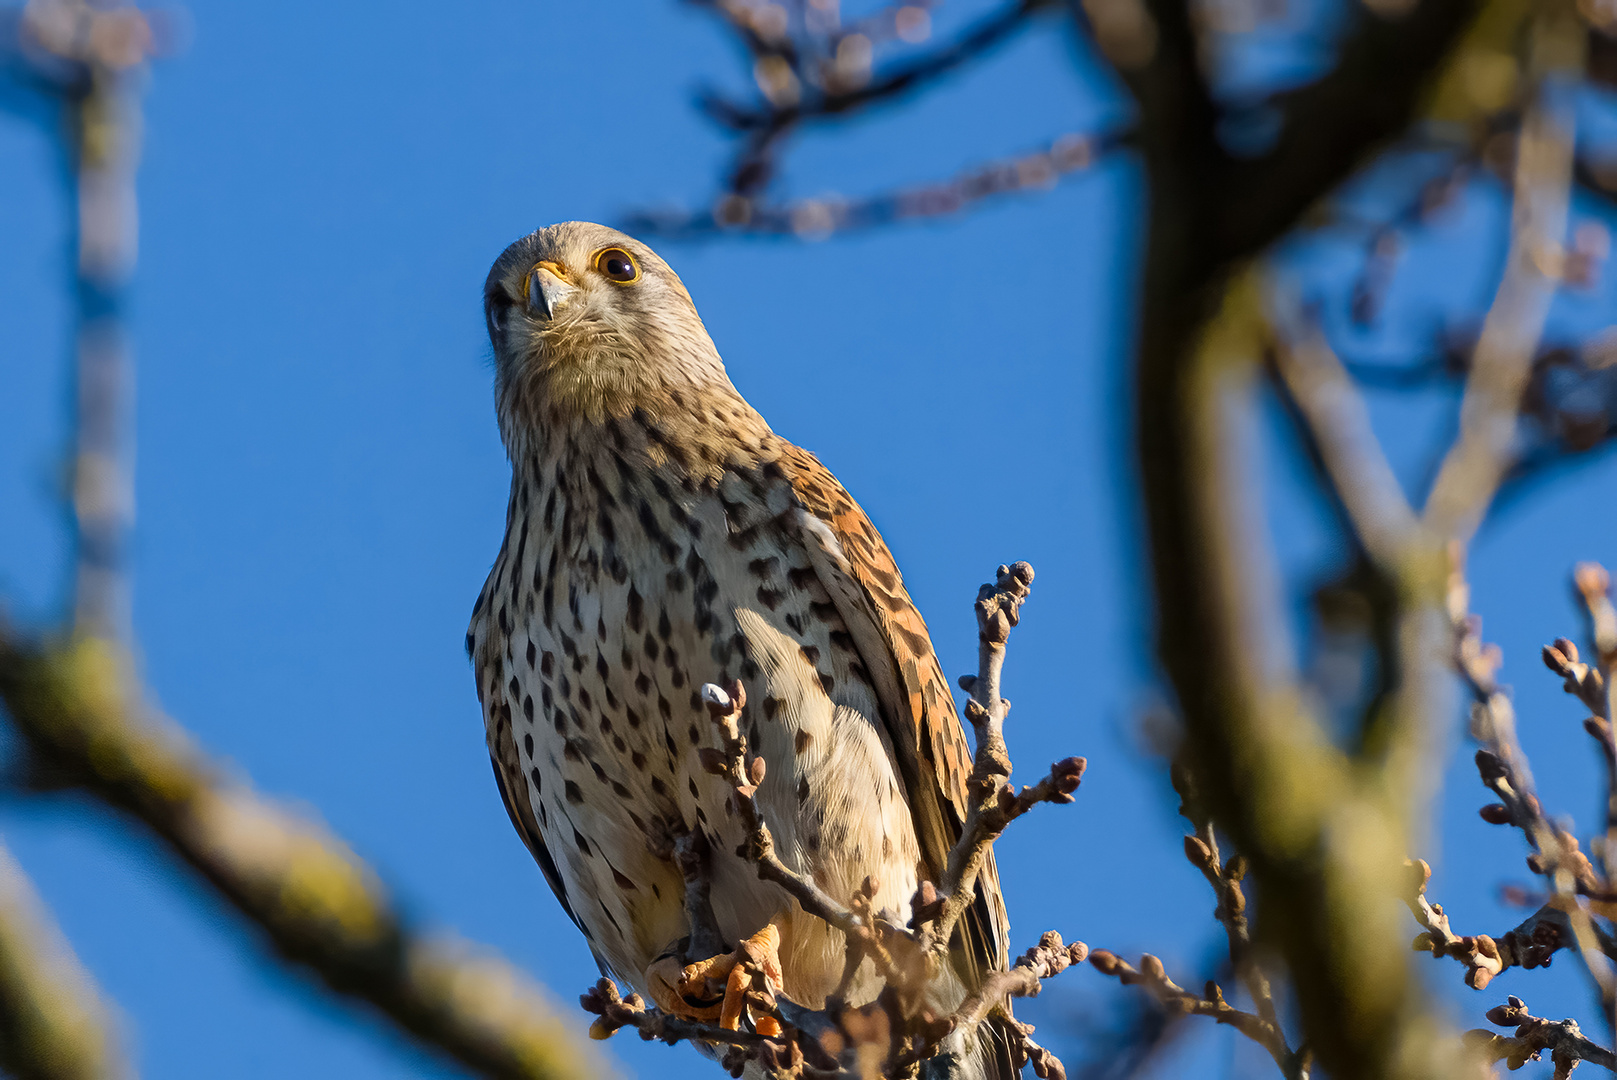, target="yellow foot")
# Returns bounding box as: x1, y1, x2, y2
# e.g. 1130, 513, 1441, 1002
644, 924, 783, 1034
